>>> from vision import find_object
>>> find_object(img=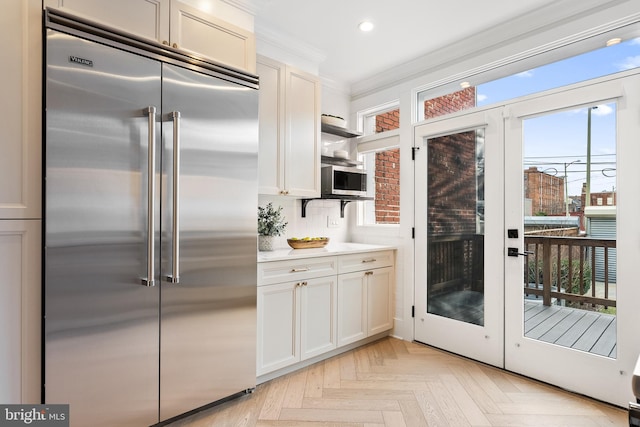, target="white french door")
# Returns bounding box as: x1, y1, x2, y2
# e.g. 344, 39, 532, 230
414, 108, 505, 368
415, 72, 640, 406
504, 73, 640, 406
